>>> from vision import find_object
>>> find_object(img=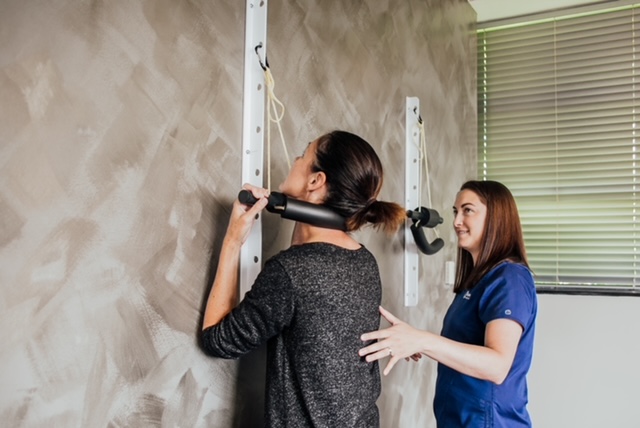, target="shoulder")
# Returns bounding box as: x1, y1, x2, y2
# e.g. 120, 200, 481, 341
478, 262, 538, 325
479, 262, 536, 304
268, 243, 379, 288
275, 242, 376, 264
485, 262, 534, 288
